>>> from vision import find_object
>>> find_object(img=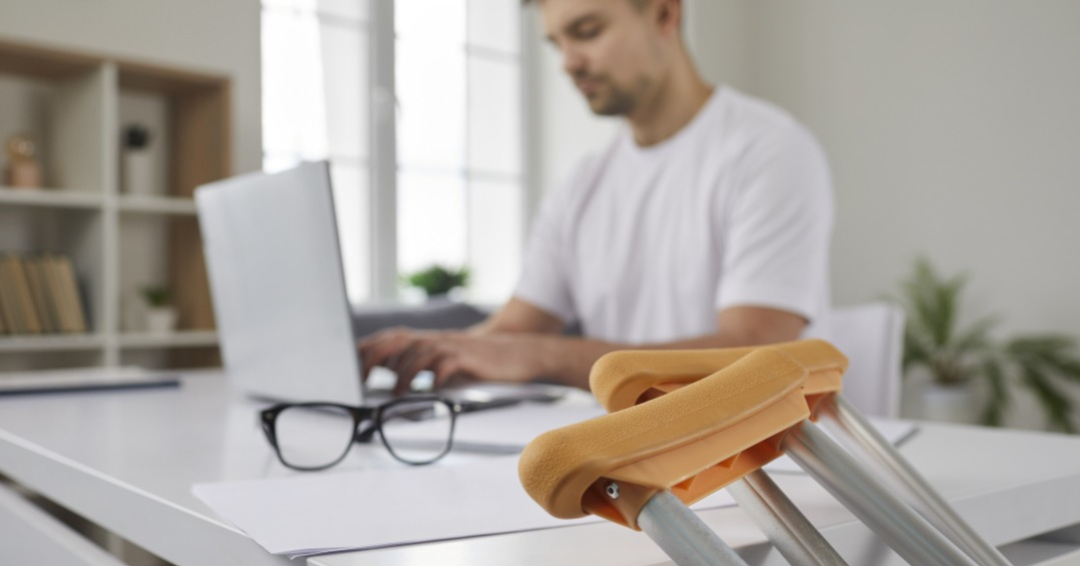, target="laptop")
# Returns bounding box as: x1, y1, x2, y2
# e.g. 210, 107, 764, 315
196, 162, 366, 404
196, 161, 564, 408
